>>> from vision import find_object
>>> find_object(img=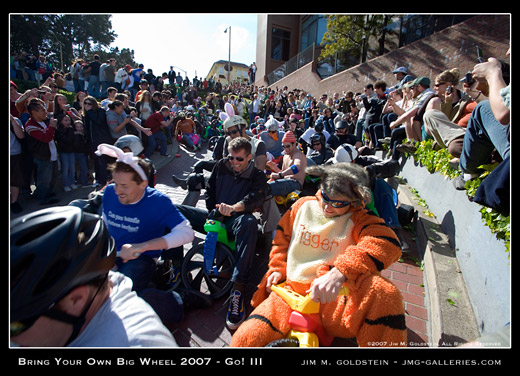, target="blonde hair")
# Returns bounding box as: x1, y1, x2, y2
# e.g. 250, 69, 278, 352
436, 68, 460, 85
